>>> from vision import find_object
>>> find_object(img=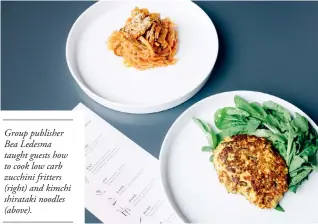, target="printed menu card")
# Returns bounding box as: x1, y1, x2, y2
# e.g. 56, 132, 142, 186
73, 103, 182, 224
